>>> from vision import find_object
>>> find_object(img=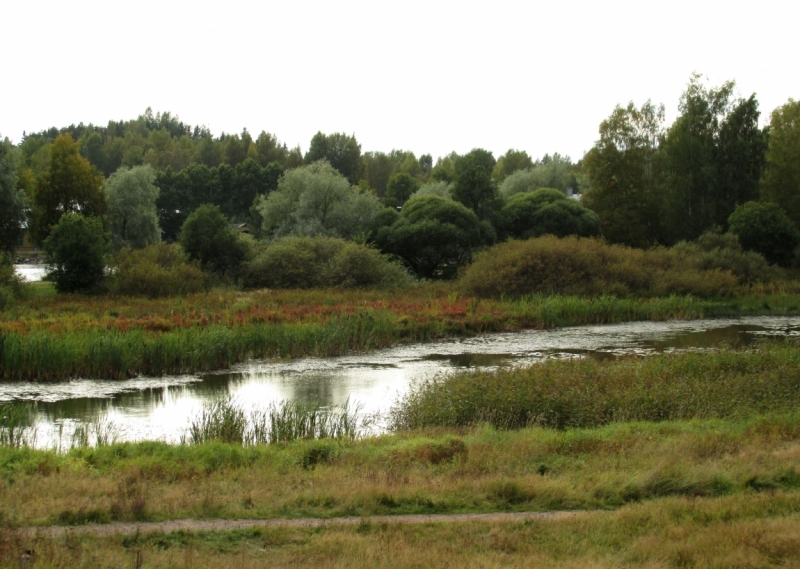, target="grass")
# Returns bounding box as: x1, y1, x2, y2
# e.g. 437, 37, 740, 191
186, 398, 367, 445
10, 493, 800, 568
390, 339, 800, 430
2, 411, 800, 526
2, 283, 799, 380
5, 494, 800, 568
